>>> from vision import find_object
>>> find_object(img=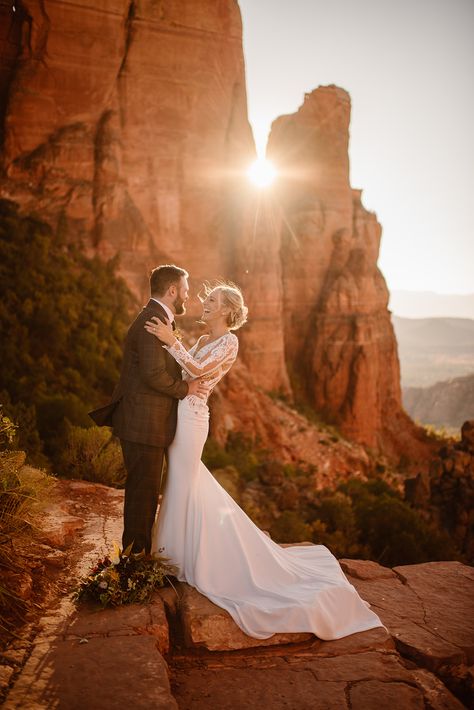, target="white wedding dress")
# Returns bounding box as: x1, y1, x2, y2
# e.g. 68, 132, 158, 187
151, 333, 385, 640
